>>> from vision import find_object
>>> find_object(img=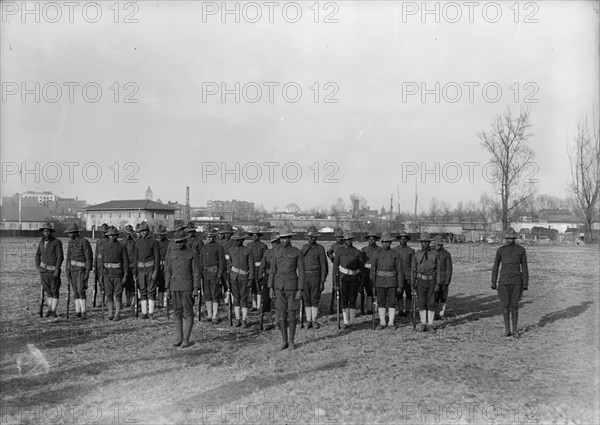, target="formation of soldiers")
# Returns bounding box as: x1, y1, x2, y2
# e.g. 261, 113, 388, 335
34, 222, 529, 349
